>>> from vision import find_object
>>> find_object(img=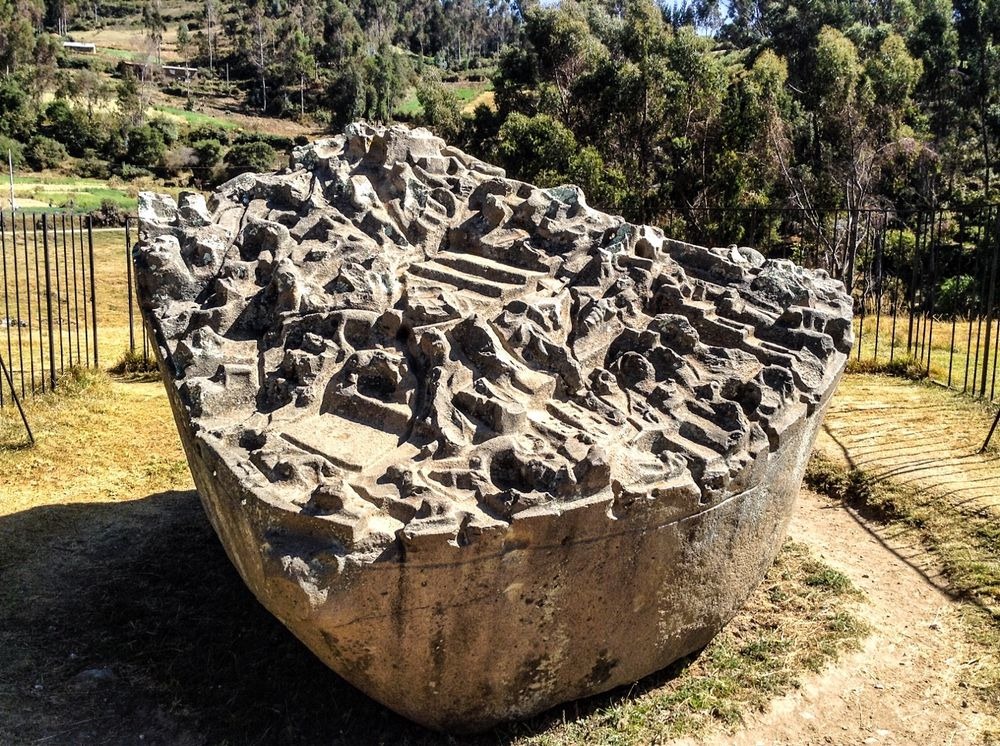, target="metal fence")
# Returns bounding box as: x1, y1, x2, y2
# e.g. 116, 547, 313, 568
0, 213, 98, 407
123, 217, 151, 365
114, 205, 1000, 404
